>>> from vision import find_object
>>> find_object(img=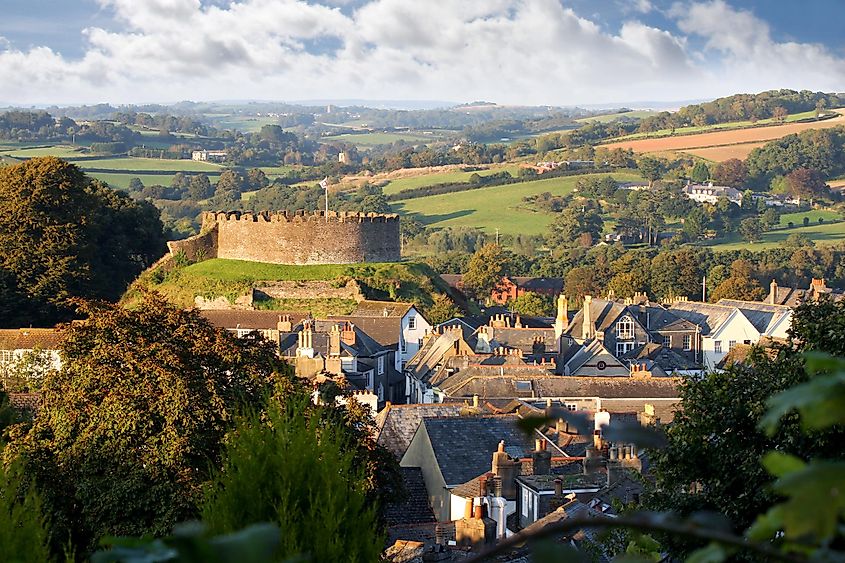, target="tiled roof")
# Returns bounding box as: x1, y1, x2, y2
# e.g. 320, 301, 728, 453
483, 327, 558, 353
375, 403, 465, 458
0, 328, 62, 351
383, 467, 436, 526
328, 315, 402, 349
423, 415, 535, 485
199, 310, 310, 330
668, 302, 735, 335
